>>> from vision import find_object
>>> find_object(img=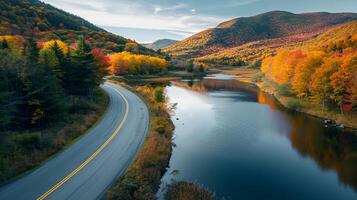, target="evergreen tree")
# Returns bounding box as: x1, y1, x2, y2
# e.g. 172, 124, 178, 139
0, 66, 15, 129
1, 38, 9, 49
68, 36, 99, 96
51, 41, 65, 81
24, 38, 39, 65
24, 51, 67, 126
0, 44, 26, 129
